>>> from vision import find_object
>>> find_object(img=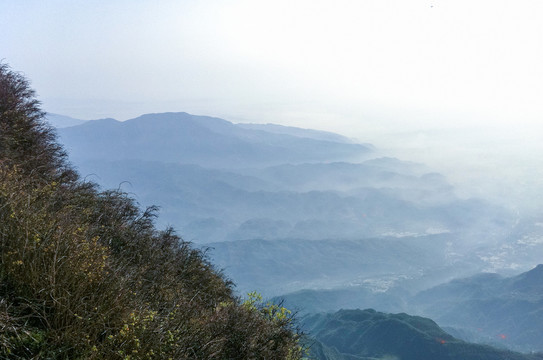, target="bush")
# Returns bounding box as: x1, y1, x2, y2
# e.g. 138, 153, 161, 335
0, 62, 303, 359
